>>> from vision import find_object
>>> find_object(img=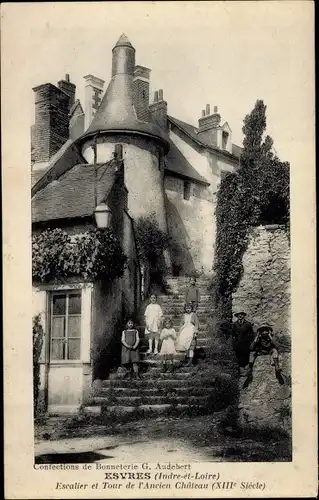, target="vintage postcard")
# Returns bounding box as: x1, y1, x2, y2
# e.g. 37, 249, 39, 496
2, 1, 317, 498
